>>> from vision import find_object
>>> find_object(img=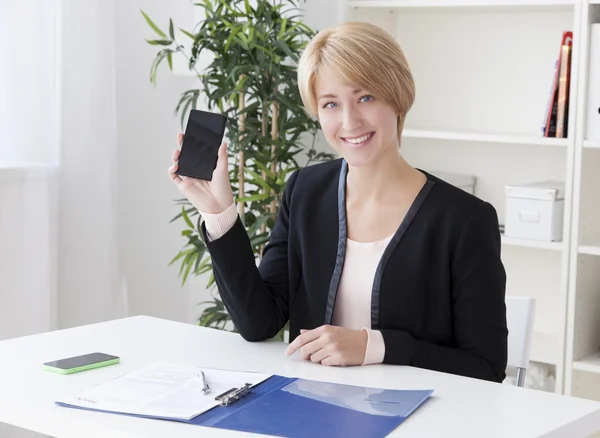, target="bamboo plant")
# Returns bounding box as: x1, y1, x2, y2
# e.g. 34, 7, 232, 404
142, 0, 335, 338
